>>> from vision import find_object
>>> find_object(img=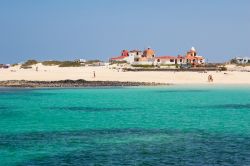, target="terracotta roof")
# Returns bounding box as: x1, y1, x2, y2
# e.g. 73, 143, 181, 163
121, 50, 129, 57
111, 55, 127, 60
143, 49, 155, 56
130, 50, 142, 53
177, 55, 185, 59
185, 56, 204, 60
